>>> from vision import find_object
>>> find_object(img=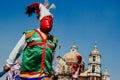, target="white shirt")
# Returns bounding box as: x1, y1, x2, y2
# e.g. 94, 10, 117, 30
6, 34, 26, 67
